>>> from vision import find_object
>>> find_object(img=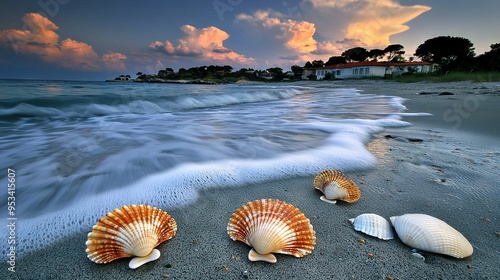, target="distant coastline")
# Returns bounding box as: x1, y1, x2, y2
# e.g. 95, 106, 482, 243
106, 71, 500, 84
105, 78, 221, 85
